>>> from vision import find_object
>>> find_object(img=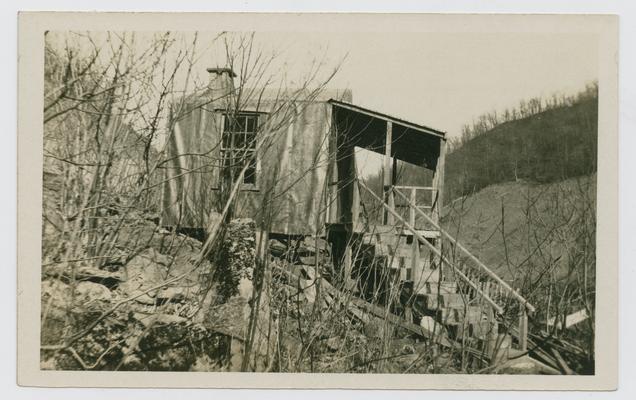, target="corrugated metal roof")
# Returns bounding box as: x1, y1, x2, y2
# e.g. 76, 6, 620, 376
328, 99, 446, 138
